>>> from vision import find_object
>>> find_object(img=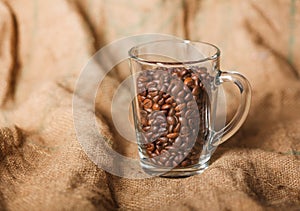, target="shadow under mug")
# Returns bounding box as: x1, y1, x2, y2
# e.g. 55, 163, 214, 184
129, 40, 251, 177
